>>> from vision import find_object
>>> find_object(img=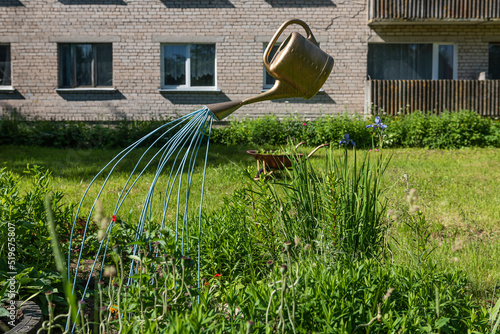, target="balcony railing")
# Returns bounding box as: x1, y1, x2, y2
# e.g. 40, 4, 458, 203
368, 80, 500, 116
368, 0, 500, 23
